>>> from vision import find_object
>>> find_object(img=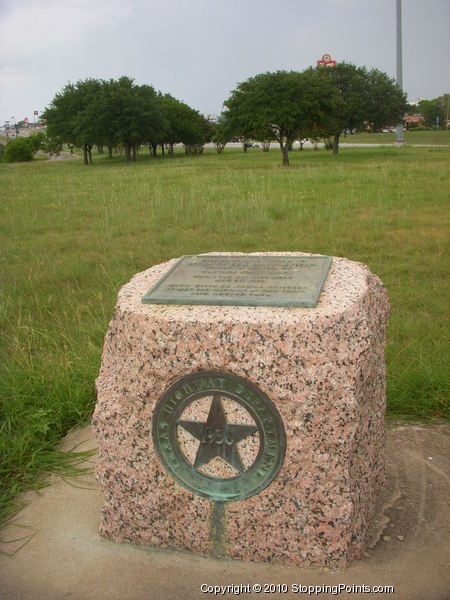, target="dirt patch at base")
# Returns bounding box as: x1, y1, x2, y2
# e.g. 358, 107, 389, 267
46, 151, 77, 161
